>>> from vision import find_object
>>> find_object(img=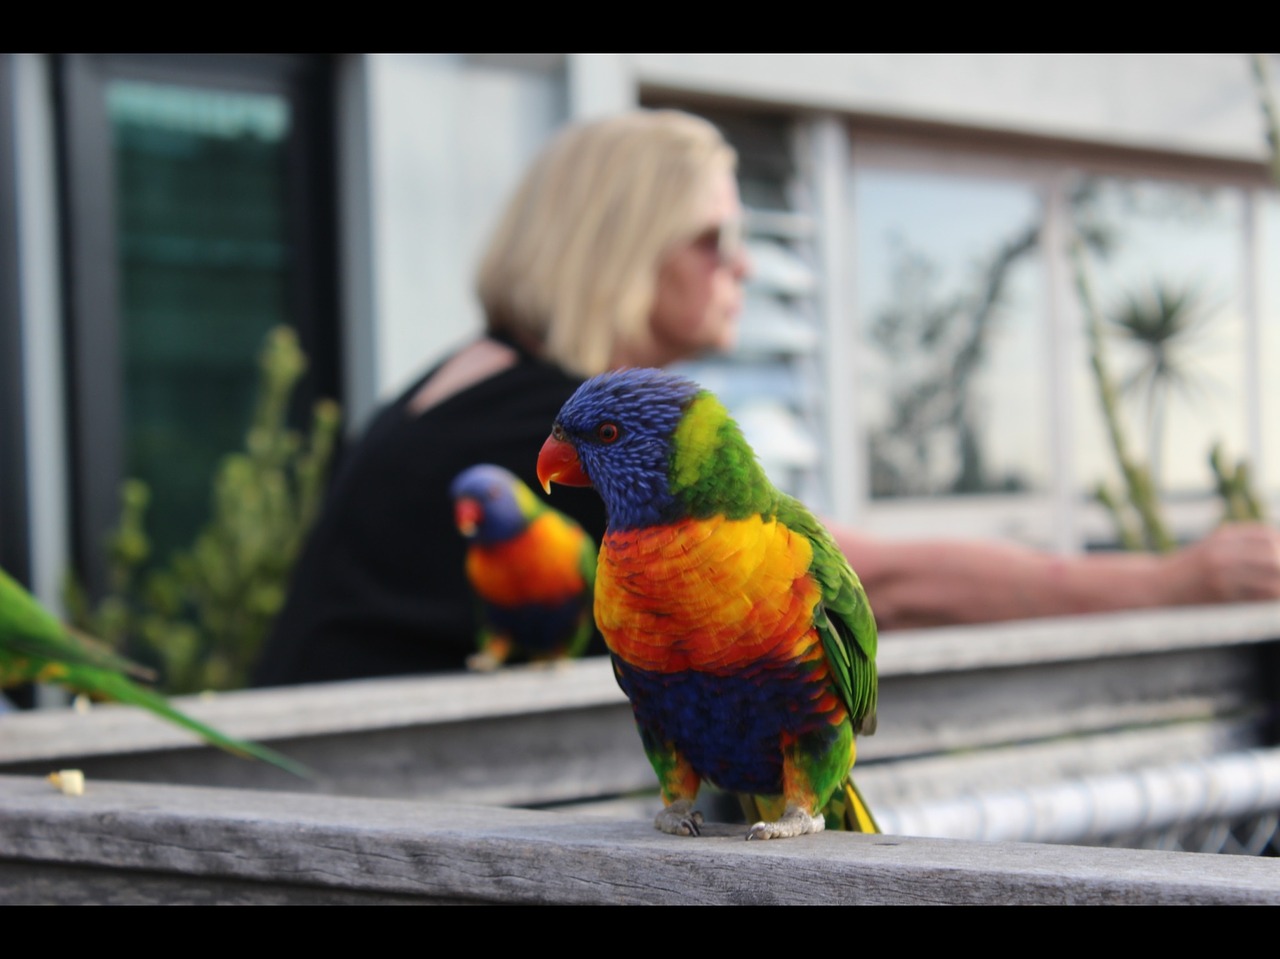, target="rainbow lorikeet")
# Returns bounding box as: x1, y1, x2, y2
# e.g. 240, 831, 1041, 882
450, 464, 596, 670
537, 368, 878, 840
0, 566, 311, 778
